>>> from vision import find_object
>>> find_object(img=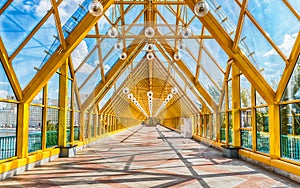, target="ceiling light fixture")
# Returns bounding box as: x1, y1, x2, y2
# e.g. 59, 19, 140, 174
88, 0, 103, 16
145, 26, 155, 38
174, 52, 182, 61
146, 52, 154, 60
120, 52, 127, 60
114, 41, 123, 51
194, 0, 209, 17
